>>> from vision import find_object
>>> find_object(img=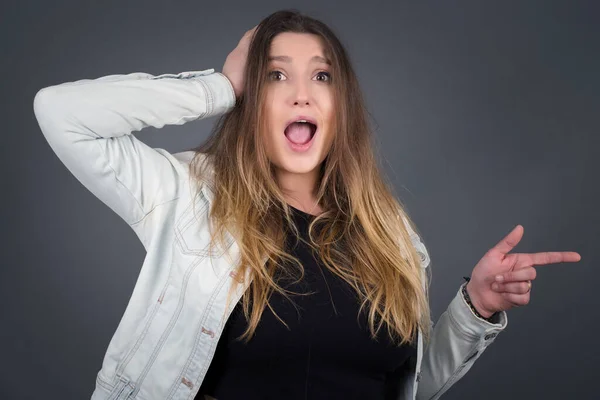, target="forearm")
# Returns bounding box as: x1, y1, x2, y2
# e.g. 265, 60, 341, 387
416, 285, 507, 399
33, 68, 235, 141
